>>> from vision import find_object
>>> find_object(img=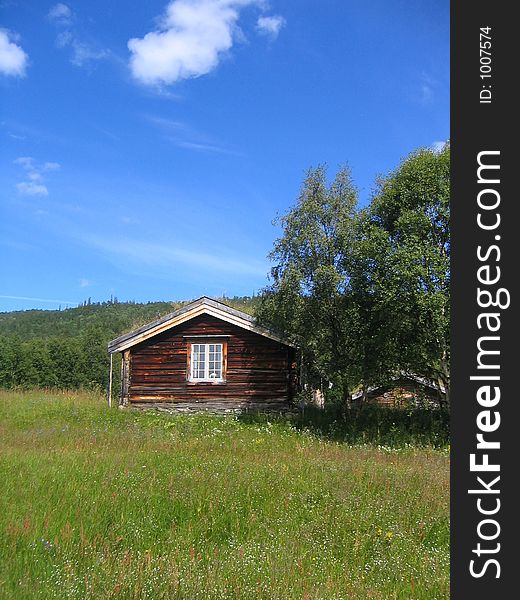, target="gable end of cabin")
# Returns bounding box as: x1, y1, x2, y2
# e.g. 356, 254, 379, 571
108, 298, 297, 414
